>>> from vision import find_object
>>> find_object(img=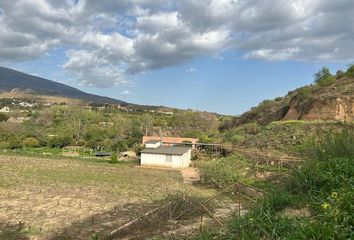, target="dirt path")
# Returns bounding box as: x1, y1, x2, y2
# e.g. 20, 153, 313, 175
181, 167, 200, 184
